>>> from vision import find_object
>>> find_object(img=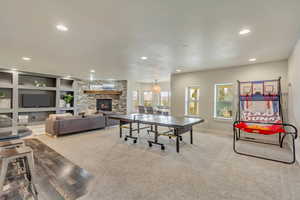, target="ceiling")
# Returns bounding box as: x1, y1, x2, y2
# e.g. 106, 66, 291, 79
1, 0, 300, 82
